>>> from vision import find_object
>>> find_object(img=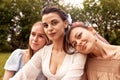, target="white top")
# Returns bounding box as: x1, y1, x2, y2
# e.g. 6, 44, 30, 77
10, 44, 87, 80
4, 49, 23, 72
4, 49, 46, 80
